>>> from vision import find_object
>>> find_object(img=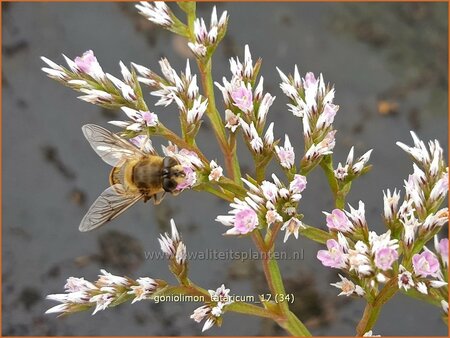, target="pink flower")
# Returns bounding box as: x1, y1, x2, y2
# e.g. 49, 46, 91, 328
316, 103, 338, 129
261, 181, 279, 202
141, 111, 158, 126
231, 85, 253, 112
275, 135, 295, 169
412, 250, 440, 277
374, 247, 398, 271
303, 72, 317, 89
289, 174, 307, 194
325, 209, 353, 232
233, 208, 258, 234
317, 239, 347, 269
437, 238, 448, 266
176, 166, 196, 190
74, 50, 104, 79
